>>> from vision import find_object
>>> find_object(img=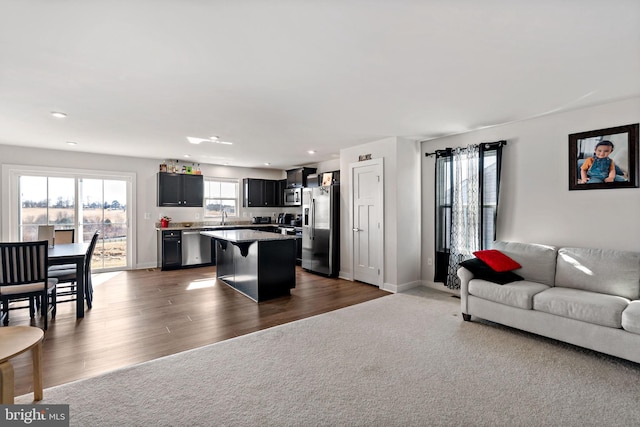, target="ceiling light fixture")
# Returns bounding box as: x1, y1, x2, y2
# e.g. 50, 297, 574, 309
66, 141, 77, 146
51, 111, 67, 118
183, 154, 191, 158
264, 162, 271, 166
187, 136, 233, 145
187, 136, 206, 145
308, 150, 316, 154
